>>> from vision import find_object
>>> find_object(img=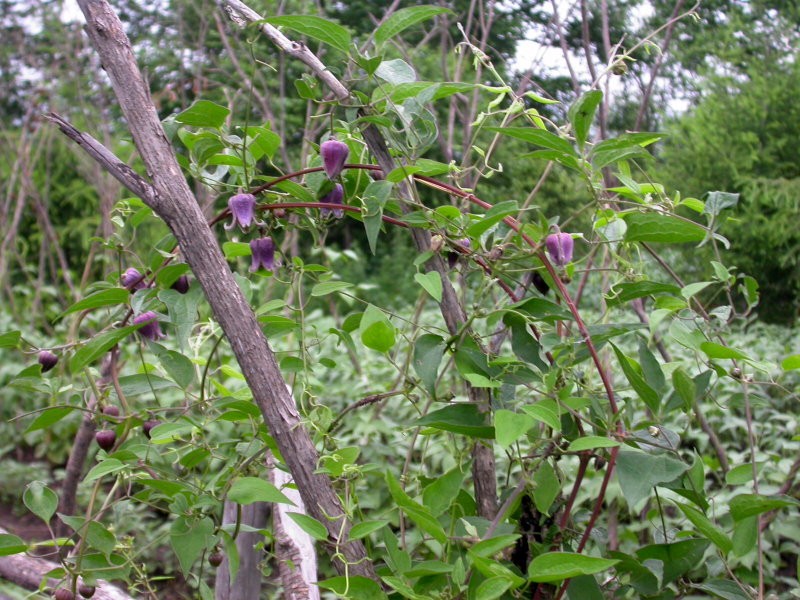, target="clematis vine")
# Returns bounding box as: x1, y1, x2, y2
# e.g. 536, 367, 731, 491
320, 138, 349, 180
133, 311, 165, 341
250, 236, 277, 273
225, 193, 263, 231
545, 231, 574, 267
320, 183, 345, 219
